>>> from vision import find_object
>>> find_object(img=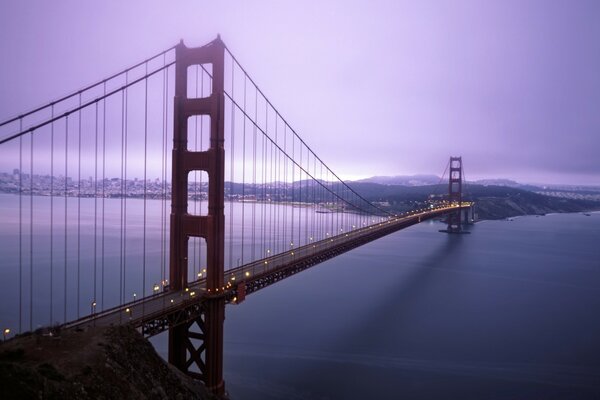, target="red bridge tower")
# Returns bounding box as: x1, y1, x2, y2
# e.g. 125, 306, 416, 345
169, 37, 226, 396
